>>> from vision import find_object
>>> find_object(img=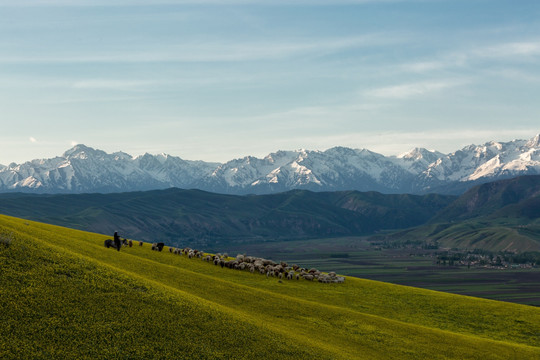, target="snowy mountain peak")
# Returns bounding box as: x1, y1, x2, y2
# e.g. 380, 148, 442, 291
1, 134, 540, 195
63, 144, 105, 159
526, 134, 540, 148
112, 151, 133, 161
398, 147, 442, 162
